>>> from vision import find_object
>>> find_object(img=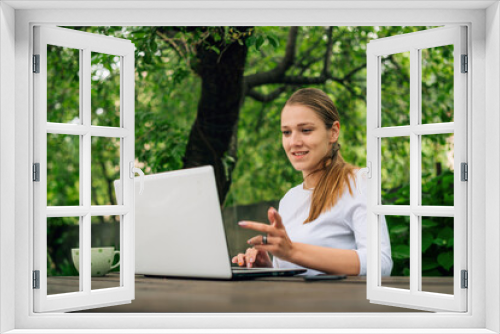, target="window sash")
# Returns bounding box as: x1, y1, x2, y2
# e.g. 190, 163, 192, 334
32, 25, 136, 313
366, 25, 468, 312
